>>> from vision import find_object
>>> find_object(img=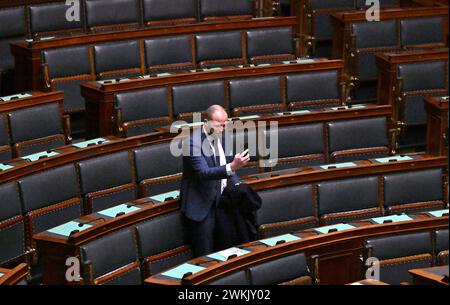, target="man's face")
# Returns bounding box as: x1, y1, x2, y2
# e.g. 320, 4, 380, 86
205, 110, 228, 136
